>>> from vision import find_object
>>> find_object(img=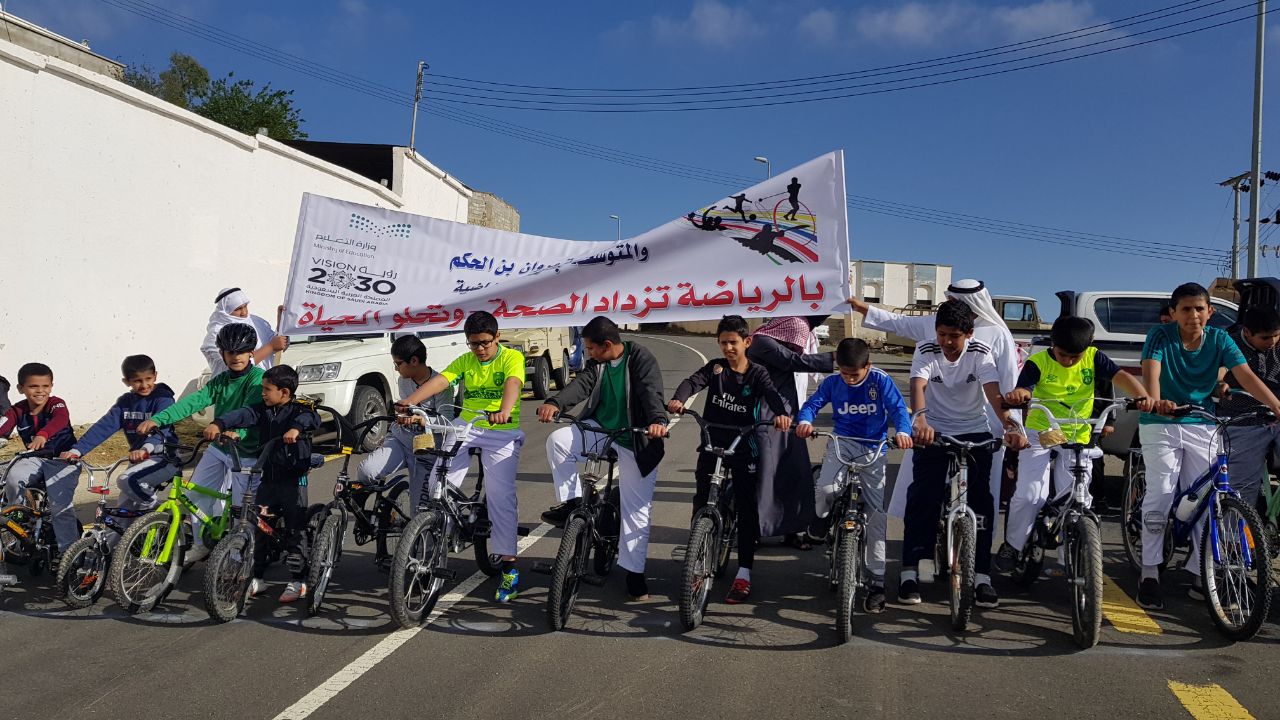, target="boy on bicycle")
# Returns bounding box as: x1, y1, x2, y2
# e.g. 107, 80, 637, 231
57, 355, 180, 522
994, 317, 1150, 574
1137, 283, 1280, 609
668, 315, 792, 605
0, 362, 80, 557
210, 365, 320, 603
136, 323, 265, 562
902, 301, 1026, 609
796, 337, 912, 613
1218, 306, 1280, 508
398, 311, 526, 603
538, 316, 668, 601
358, 335, 453, 520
